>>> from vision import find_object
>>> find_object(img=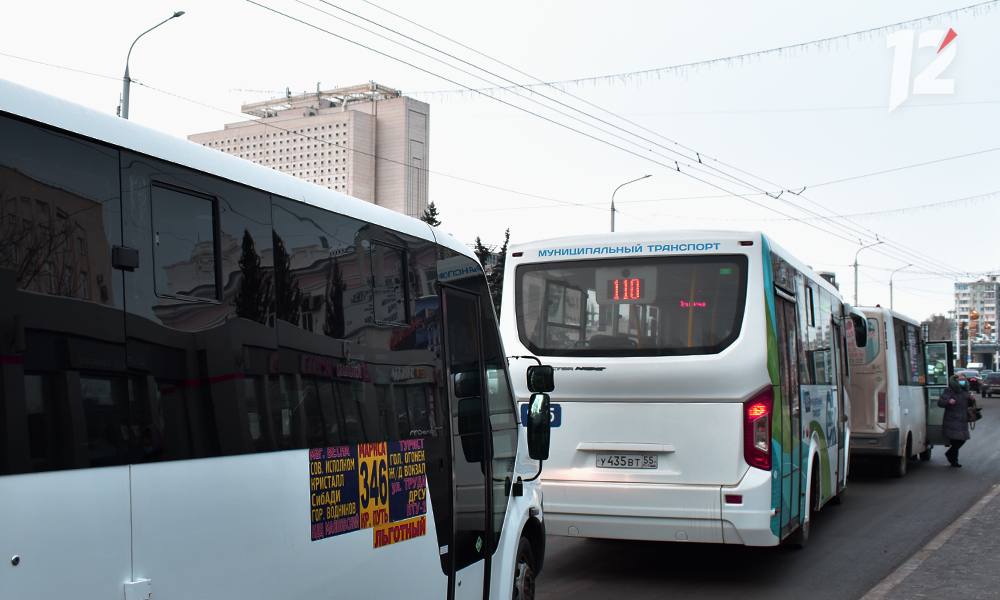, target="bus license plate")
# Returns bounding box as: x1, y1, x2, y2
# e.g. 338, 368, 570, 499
596, 454, 657, 469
